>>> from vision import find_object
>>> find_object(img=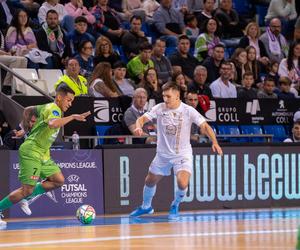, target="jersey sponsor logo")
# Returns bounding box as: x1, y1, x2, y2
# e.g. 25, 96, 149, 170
30, 175, 39, 180
52, 110, 60, 117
